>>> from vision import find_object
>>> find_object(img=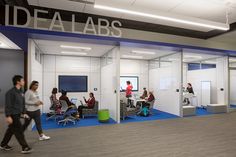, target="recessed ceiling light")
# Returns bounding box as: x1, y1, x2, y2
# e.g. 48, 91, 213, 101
122, 55, 143, 59
131, 50, 156, 55
94, 4, 229, 31
61, 51, 87, 55
60, 45, 92, 51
